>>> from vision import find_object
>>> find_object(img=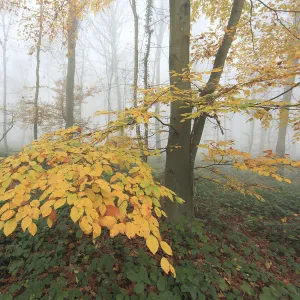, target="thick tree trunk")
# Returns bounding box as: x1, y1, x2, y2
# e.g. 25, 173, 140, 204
129, 0, 141, 138
66, 2, 78, 128
34, 1, 43, 140
164, 0, 193, 221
